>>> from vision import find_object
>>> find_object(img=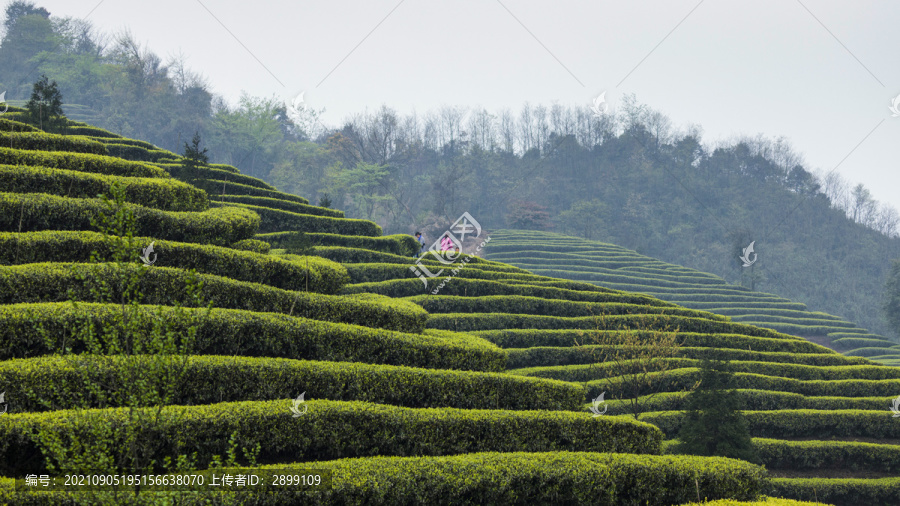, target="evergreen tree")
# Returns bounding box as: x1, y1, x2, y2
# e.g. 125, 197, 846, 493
180, 131, 209, 183
676, 359, 759, 463
25, 74, 65, 132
